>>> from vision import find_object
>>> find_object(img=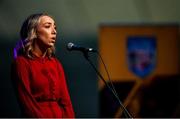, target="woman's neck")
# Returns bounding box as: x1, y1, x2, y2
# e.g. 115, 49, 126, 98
33, 44, 47, 58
